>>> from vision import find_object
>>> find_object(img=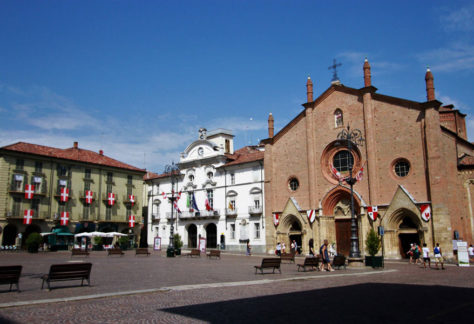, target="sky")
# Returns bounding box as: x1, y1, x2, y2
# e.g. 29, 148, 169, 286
1, 1, 473, 173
